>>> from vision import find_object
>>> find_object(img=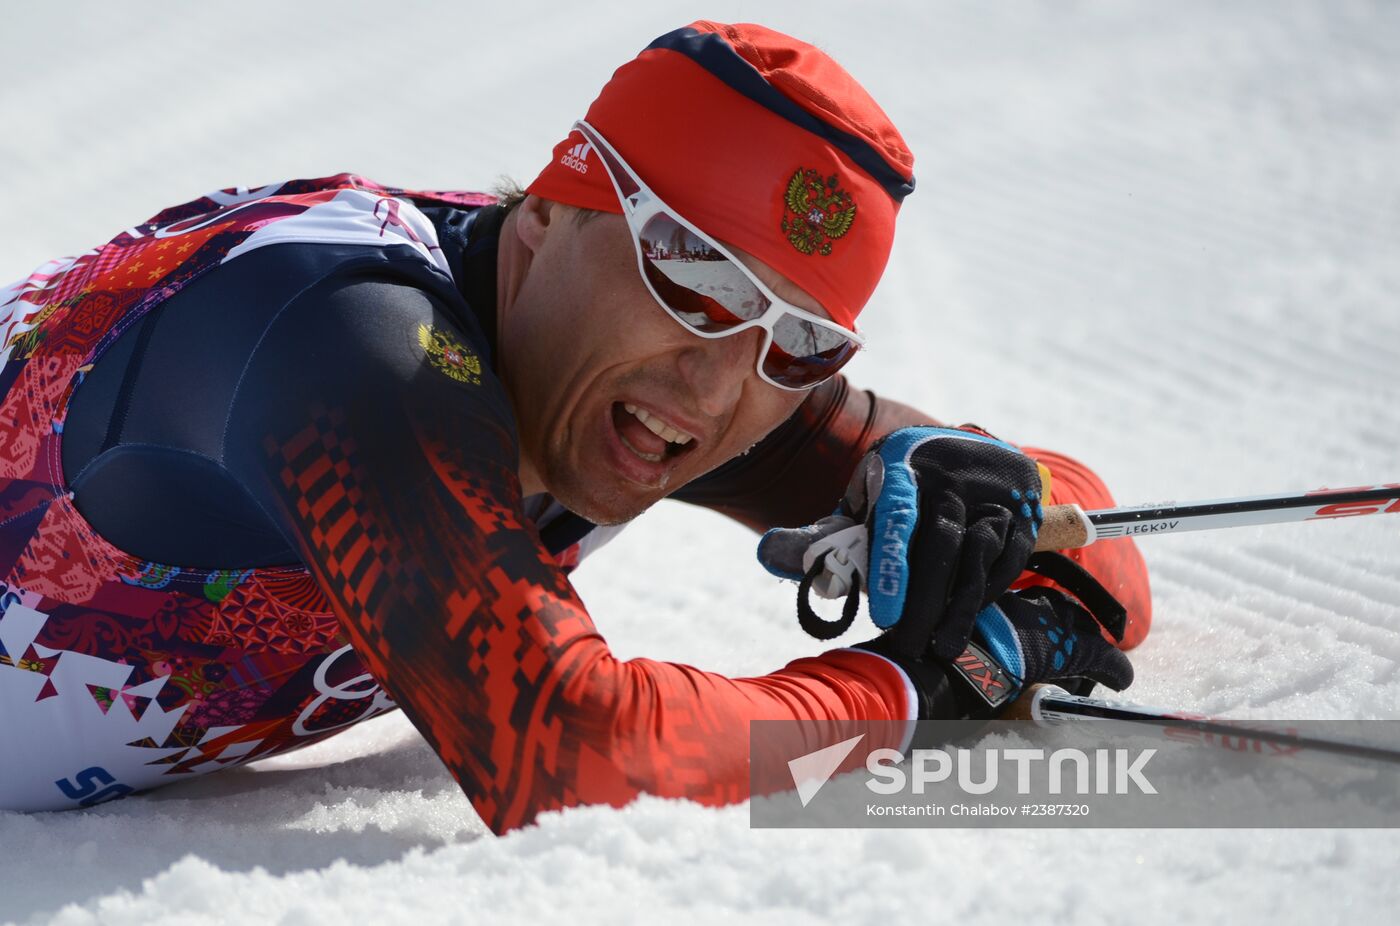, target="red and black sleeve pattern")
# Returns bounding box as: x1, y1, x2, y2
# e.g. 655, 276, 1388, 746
221, 266, 911, 833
